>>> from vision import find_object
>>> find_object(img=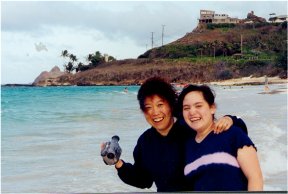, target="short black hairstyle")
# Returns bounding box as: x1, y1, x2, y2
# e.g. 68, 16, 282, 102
137, 77, 177, 116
